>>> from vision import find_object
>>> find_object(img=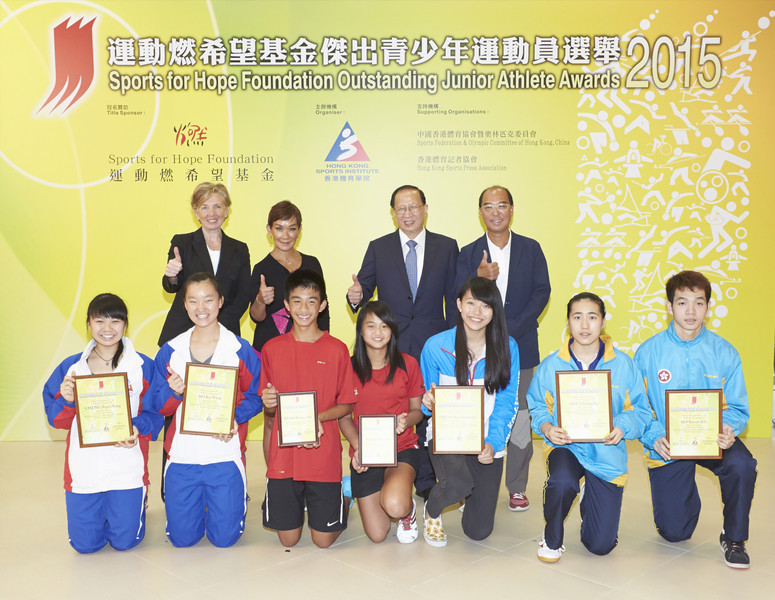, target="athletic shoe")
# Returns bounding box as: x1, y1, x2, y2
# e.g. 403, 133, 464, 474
508, 492, 529, 512
537, 535, 565, 563
396, 499, 418, 544
423, 504, 447, 547
720, 532, 750, 569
